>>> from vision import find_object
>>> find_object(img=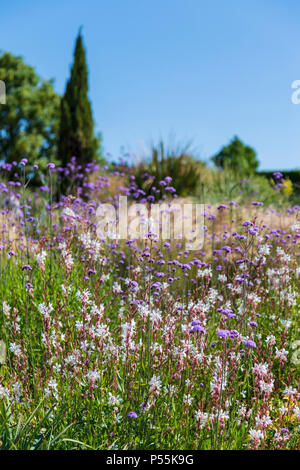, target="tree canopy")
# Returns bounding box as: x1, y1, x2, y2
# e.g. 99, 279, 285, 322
212, 136, 259, 174
0, 52, 59, 169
